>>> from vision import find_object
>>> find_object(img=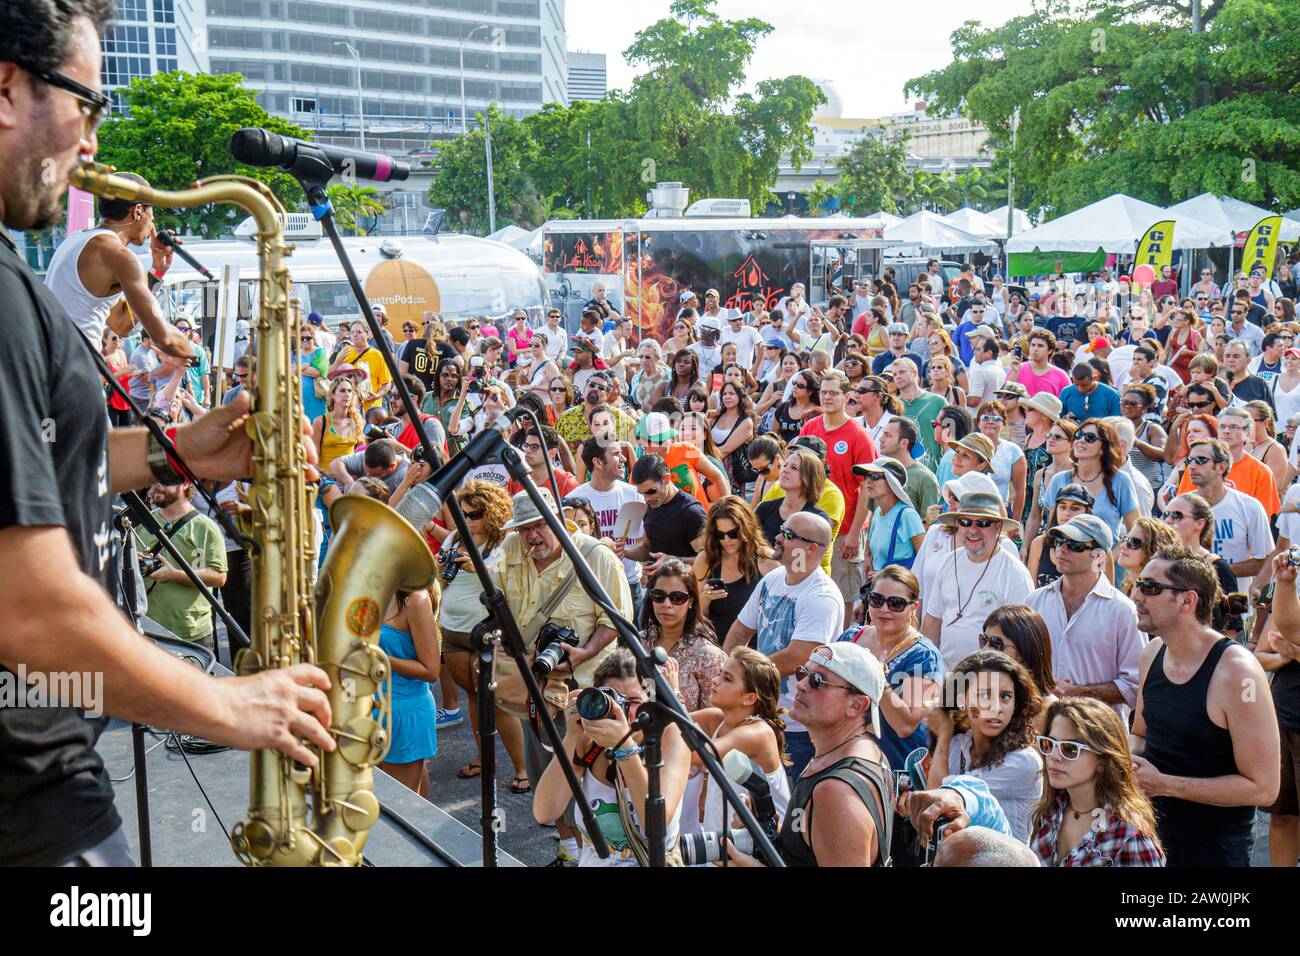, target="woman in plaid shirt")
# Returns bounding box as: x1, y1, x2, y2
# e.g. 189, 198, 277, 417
1030, 697, 1165, 866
